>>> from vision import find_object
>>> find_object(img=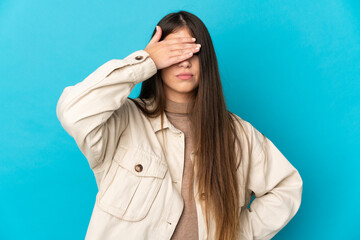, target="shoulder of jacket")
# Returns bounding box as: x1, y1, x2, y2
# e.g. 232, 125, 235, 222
111, 98, 143, 123
124, 97, 142, 112
229, 111, 253, 134
122, 97, 152, 121
229, 111, 267, 152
